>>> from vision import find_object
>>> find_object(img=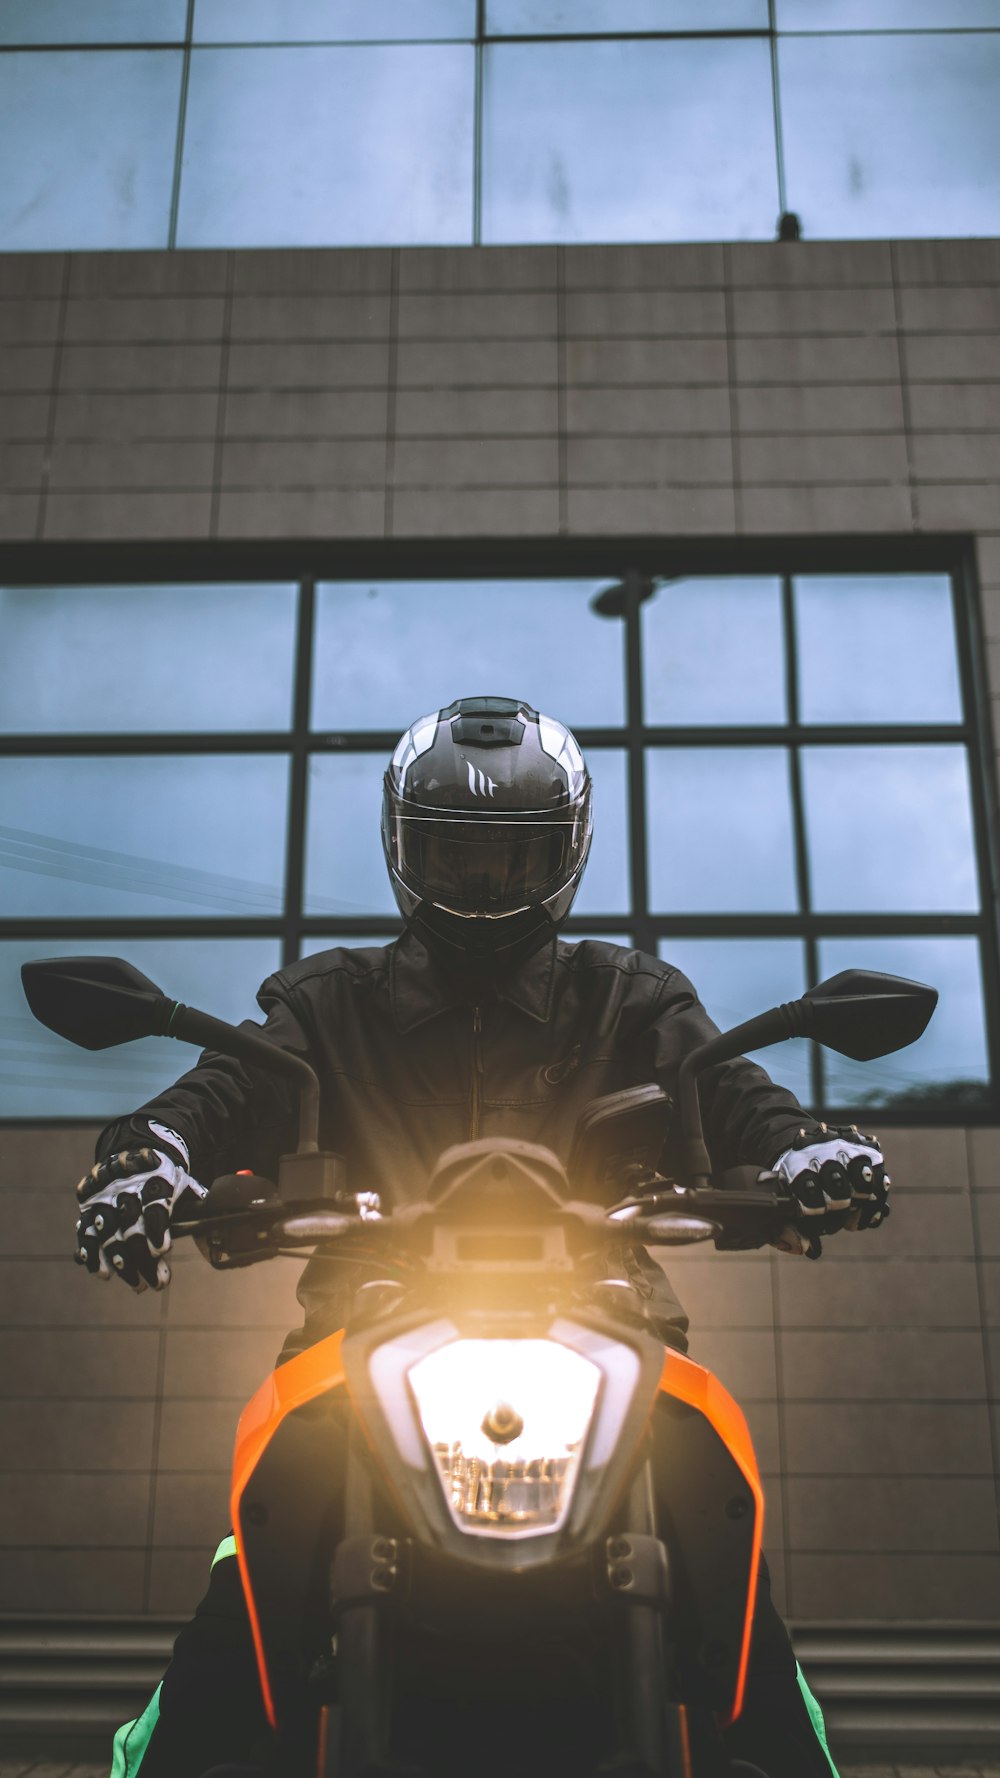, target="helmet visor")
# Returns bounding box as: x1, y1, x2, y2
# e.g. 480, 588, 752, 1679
389, 812, 588, 915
